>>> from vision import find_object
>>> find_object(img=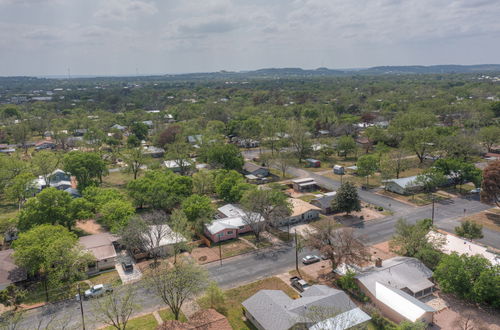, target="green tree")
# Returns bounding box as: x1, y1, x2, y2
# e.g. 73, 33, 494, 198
336, 136, 356, 159
181, 194, 215, 228
0, 285, 26, 310
99, 199, 135, 232
192, 170, 215, 195
126, 134, 141, 148
31, 151, 60, 186
13, 225, 94, 301
414, 169, 448, 193
82, 186, 125, 212
331, 182, 361, 215
199, 282, 226, 315
204, 143, 244, 170
288, 120, 312, 163
127, 170, 192, 210
5, 172, 36, 210
17, 187, 92, 231
122, 148, 147, 180
434, 253, 499, 307
478, 126, 500, 152
434, 158, 482, 189
396, 320, 427, 330
131, 122, 149, 141
402, 128, 437, 163
146, 260, 209, 320
169, 209, 192, 264
214, 170, 252, 203
455, 220, 483, 239
240, 188, 291, 241
356, 154, 378, 186
390, 219, 443, 269
166, 140, 193, 175
63, 151, 107, 190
